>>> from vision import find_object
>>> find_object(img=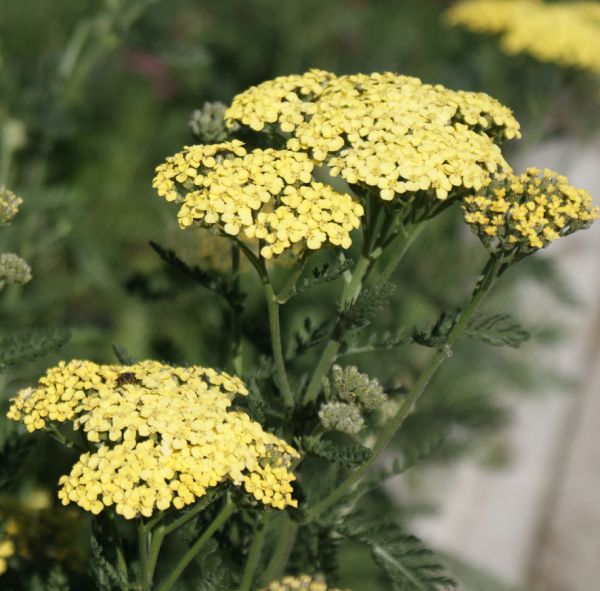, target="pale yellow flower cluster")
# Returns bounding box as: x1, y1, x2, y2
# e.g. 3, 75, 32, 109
0, 186, 22, 225
8, 360, 299, 519
226, 71, 520, 201
446, 1, 600, 75
463, 168, 599, 251
154, 142, 363, 259
261, 574, 350, 591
